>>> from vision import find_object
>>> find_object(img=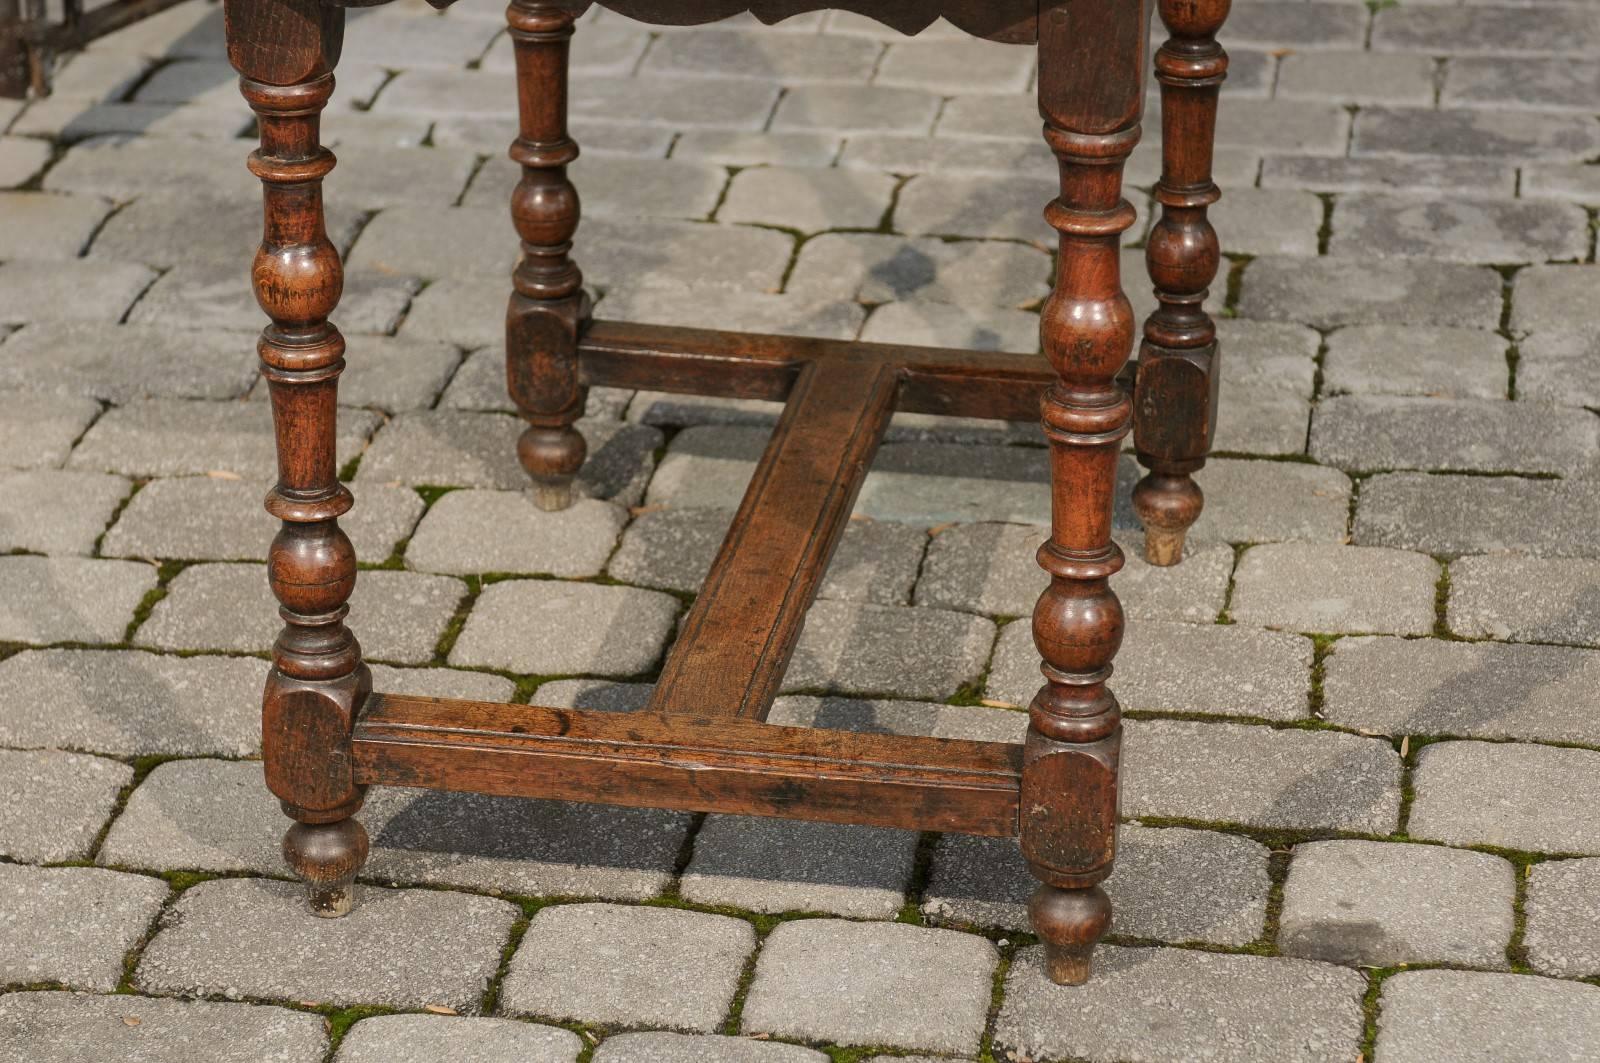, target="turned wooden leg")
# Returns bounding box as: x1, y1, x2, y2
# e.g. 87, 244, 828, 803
1023, 0, 1150, 986
0, 0, 30, 99
1132, 0, 1230, 566
506, 0, 592, 512
230, 0, 369, 916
